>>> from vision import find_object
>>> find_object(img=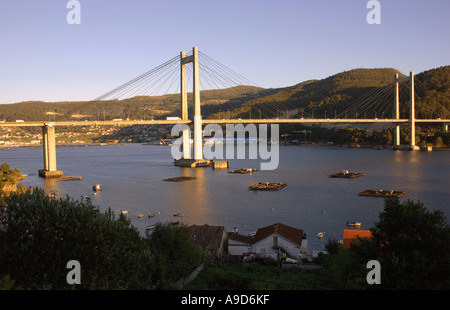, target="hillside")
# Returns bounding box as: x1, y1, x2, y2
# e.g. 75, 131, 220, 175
0, 85, 274, 122
211, 66, 449, 120
0, 66, 448, 122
